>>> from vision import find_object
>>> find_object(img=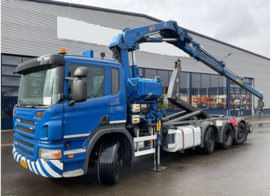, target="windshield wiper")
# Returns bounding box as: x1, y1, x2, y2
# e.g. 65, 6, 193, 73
18, 100, 27, 106
17, 100, 35, 108
33, 102, 48, 107
17, 100, 47, 108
